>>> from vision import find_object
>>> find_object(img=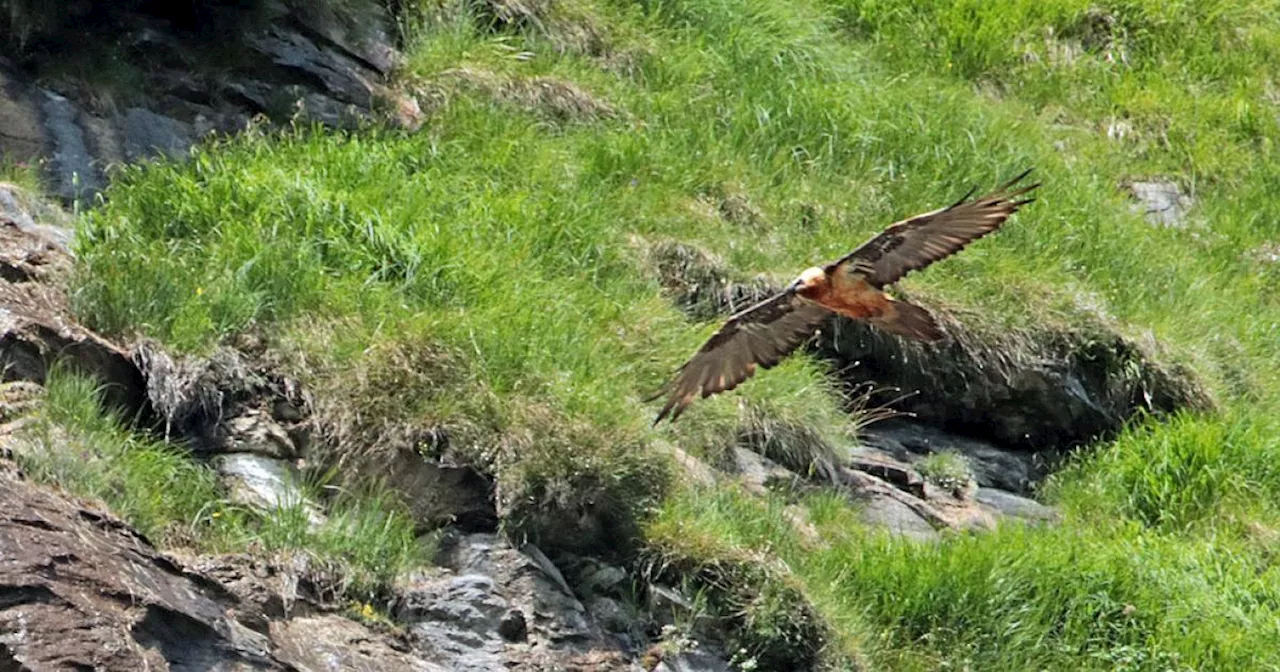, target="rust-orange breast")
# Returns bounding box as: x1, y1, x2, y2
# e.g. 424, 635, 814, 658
800, 271, 888, 320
